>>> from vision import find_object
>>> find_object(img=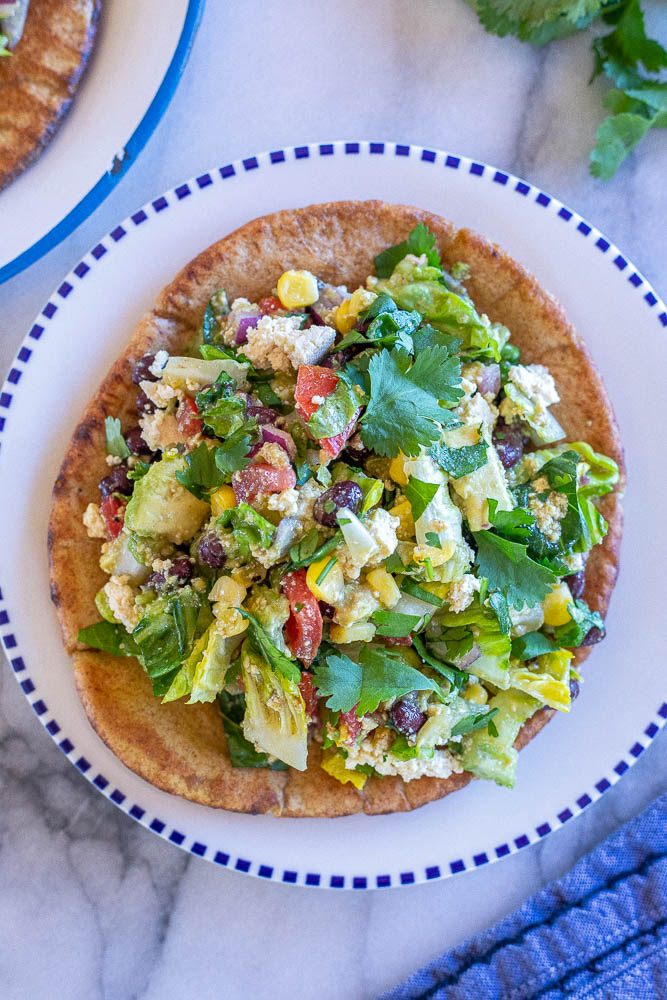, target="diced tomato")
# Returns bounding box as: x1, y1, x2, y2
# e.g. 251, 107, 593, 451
299, 671, 319, 723
232, 462, 296, 503
177, 397, 203, 437
320, 407, 362, 459
339, 707, 362, 742
282, 569, 323, 666
294, 365, 340, 420
259, 295, 283, 316
100, 496, 126, 540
